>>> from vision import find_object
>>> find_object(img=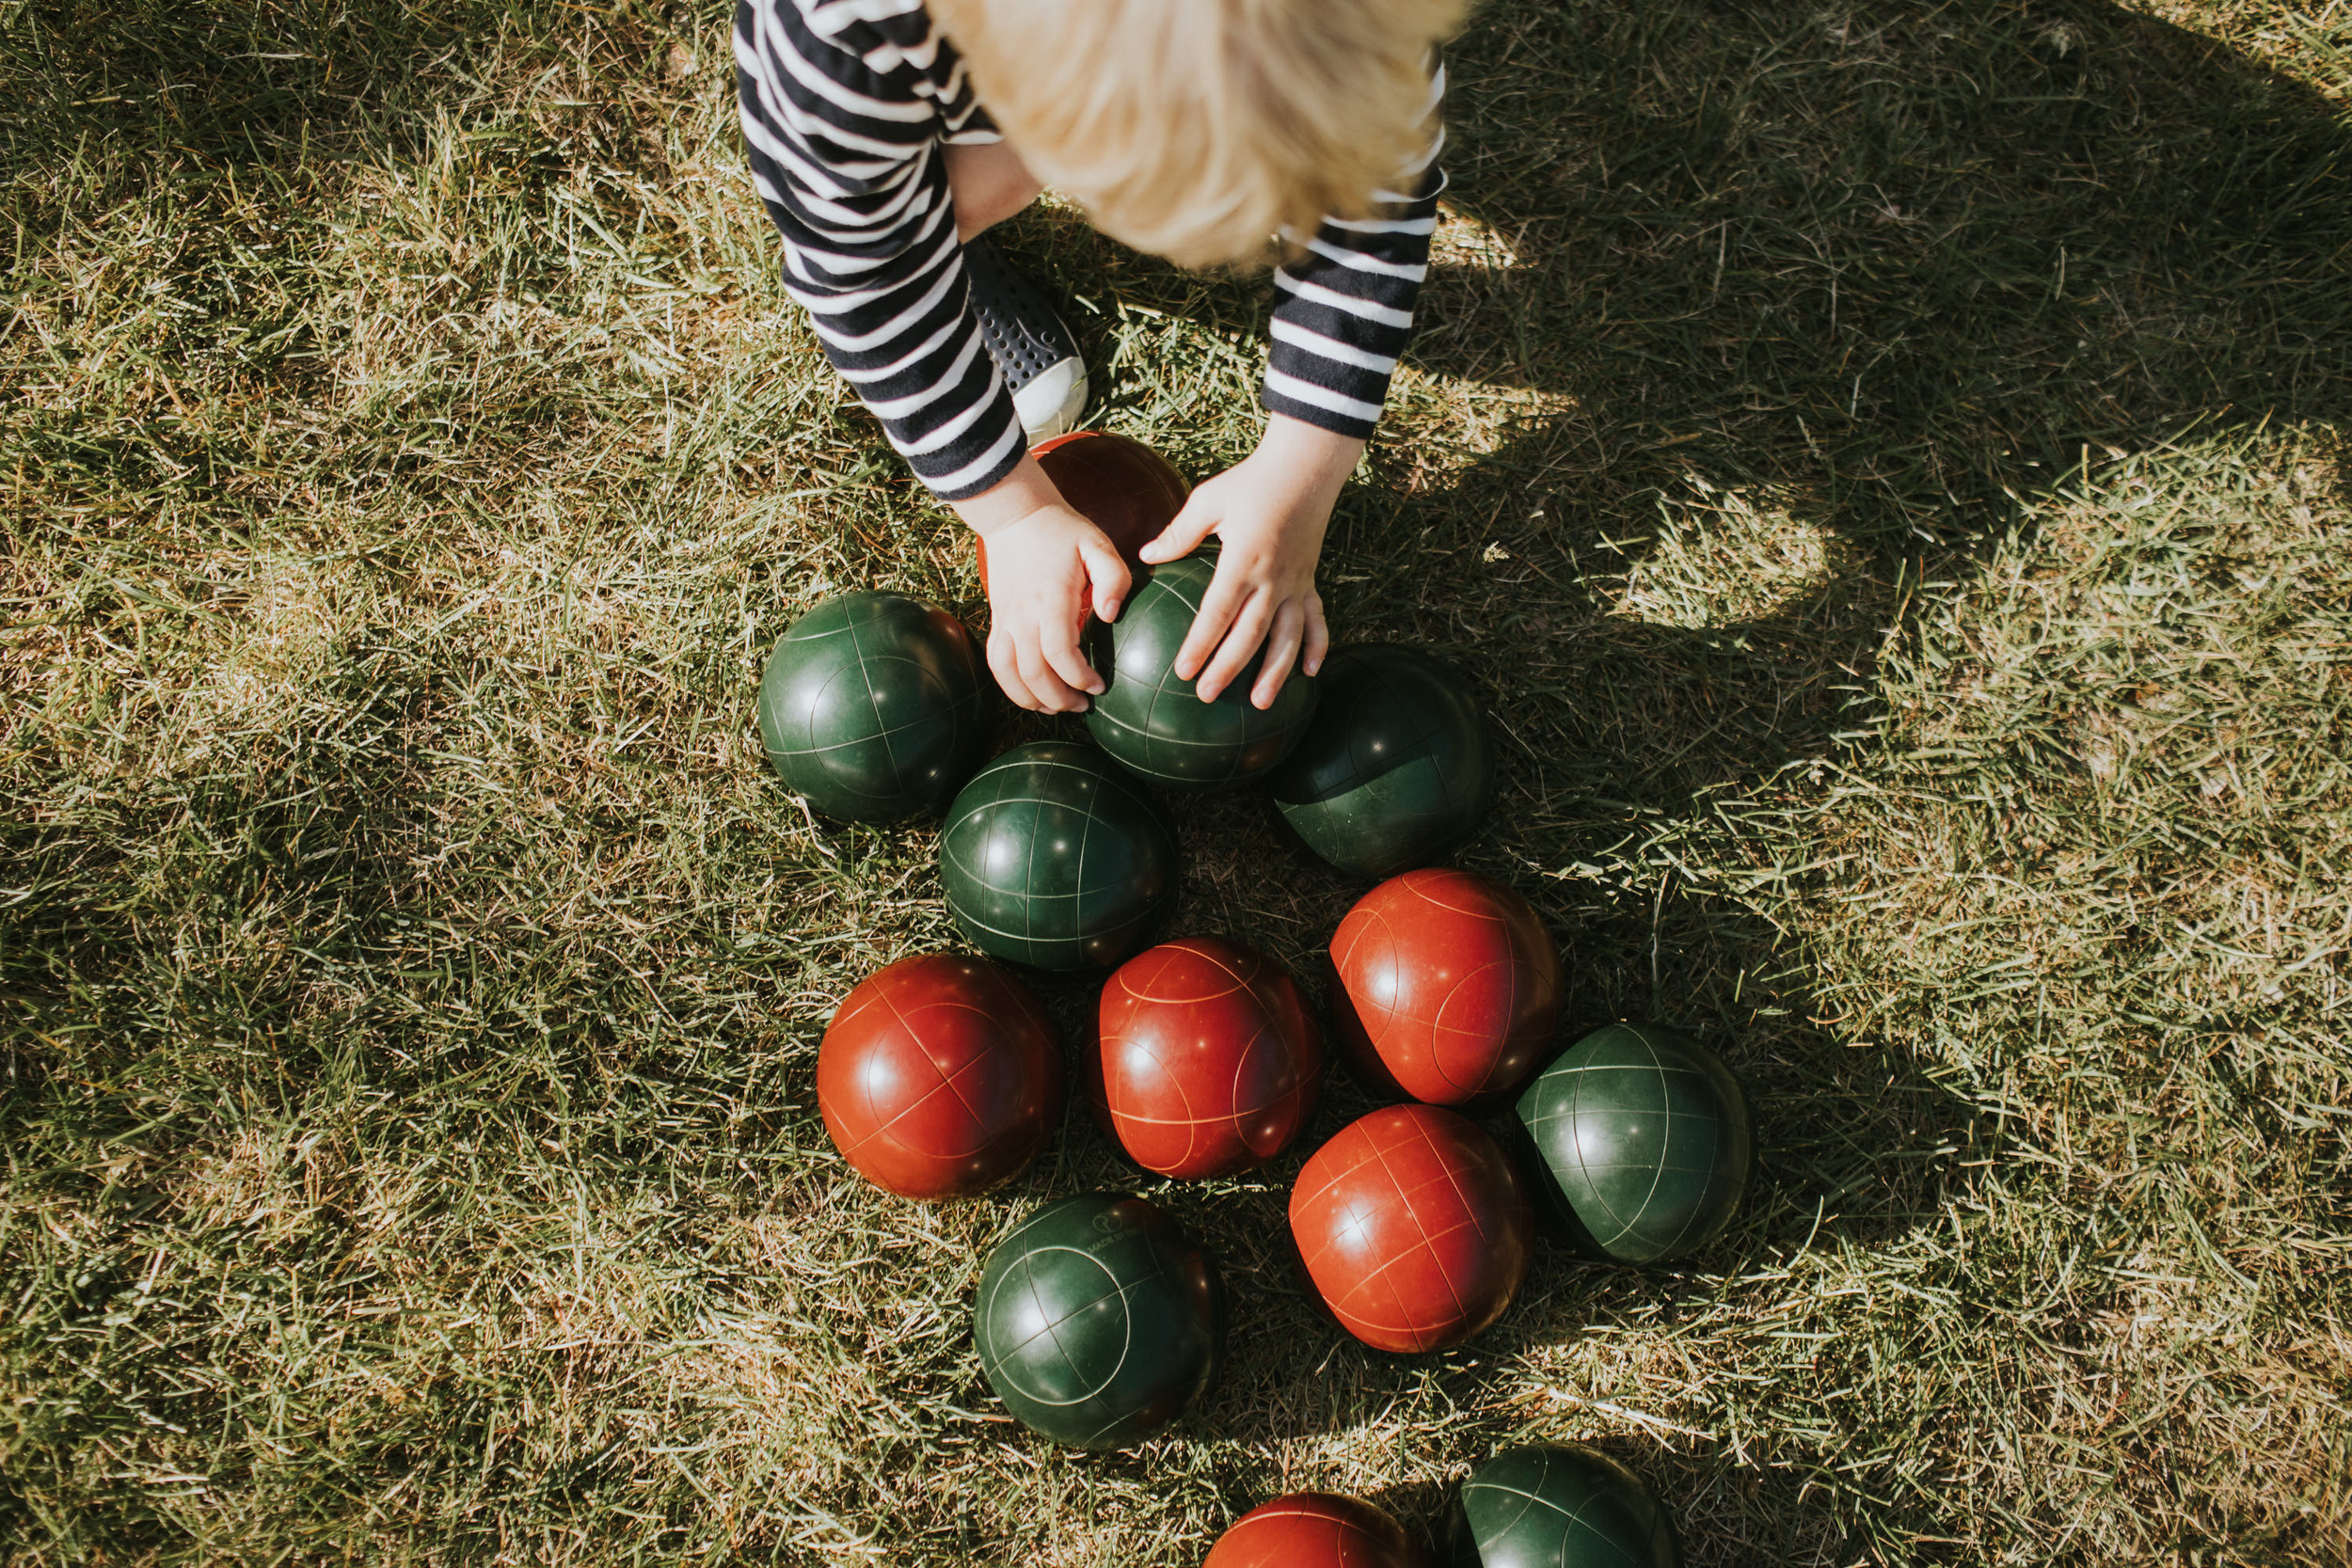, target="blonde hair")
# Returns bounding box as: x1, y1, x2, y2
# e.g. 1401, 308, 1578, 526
932, 0, 1466, 270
